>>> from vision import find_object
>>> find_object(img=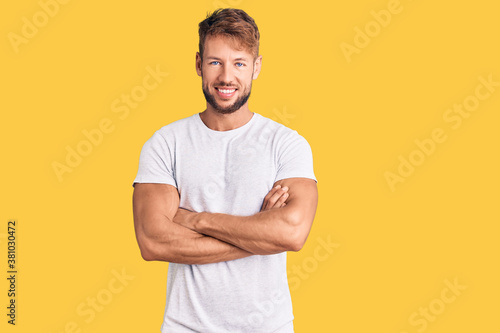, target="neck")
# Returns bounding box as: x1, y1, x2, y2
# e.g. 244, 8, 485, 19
200, 105, 253, 131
